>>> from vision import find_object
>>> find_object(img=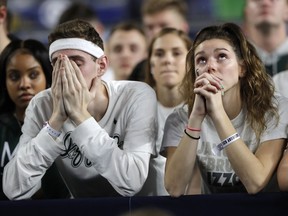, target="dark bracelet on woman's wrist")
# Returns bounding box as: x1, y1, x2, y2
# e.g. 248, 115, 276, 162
184, 129, 200, 140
